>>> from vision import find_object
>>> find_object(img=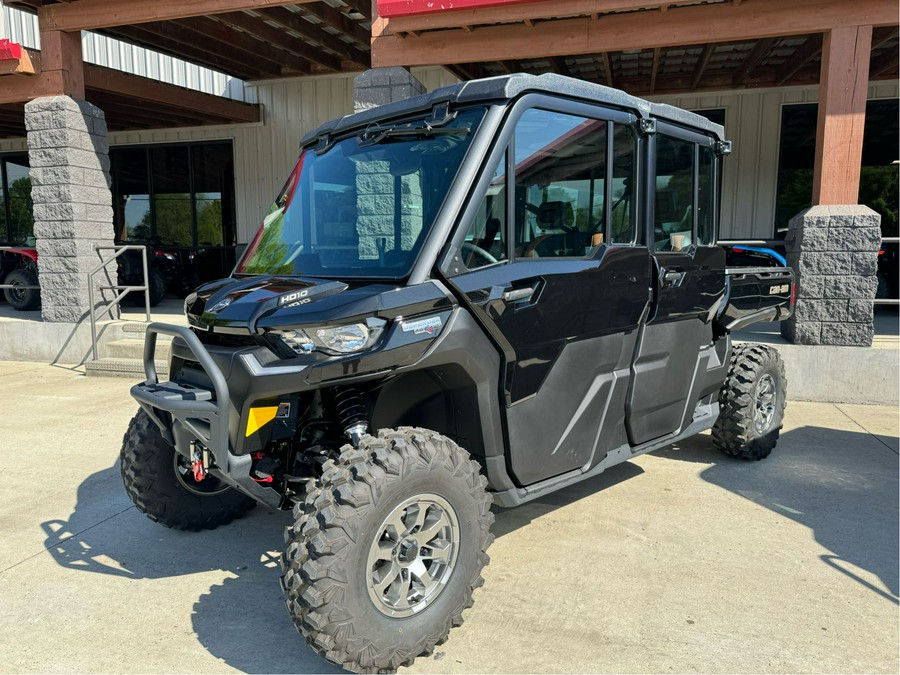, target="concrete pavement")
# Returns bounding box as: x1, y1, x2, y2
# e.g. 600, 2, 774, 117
0, 362, 896, 673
